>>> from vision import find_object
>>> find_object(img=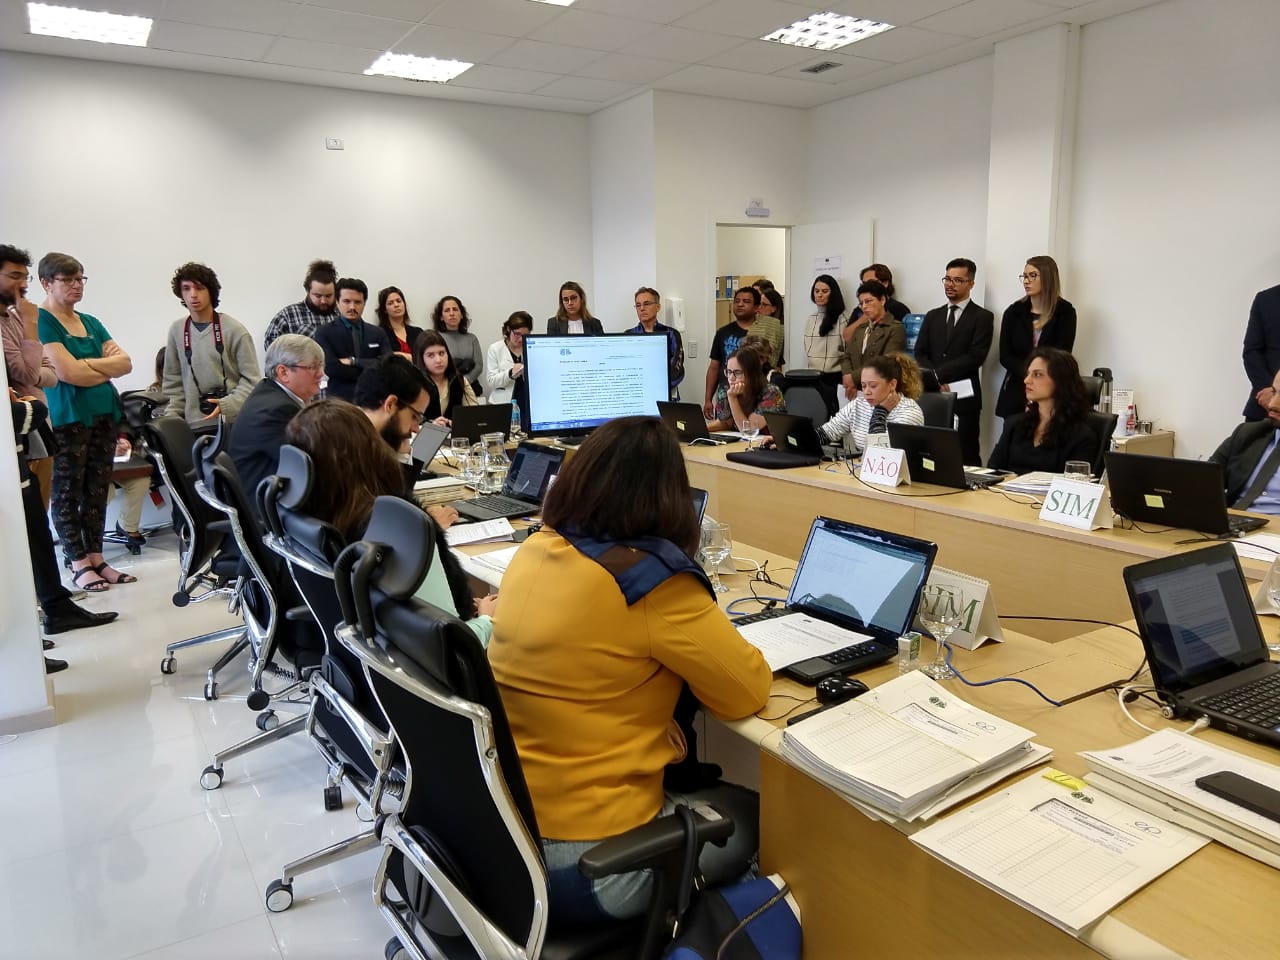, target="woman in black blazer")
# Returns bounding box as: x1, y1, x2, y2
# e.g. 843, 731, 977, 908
546, 280, 604, 335
995, 255, 1077, 417
988, 347, 1095, 474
